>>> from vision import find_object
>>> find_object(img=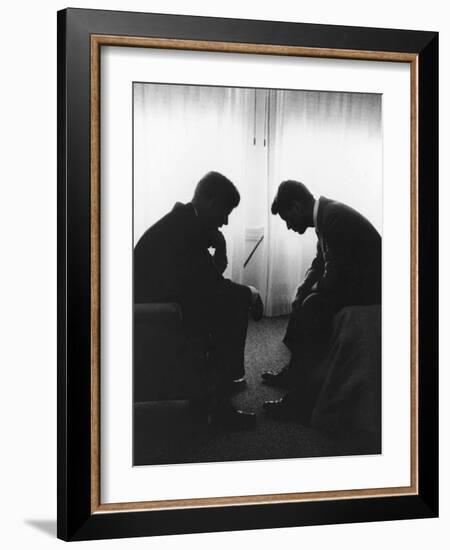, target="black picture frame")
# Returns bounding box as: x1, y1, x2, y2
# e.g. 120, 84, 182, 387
57, 7, 438, 541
